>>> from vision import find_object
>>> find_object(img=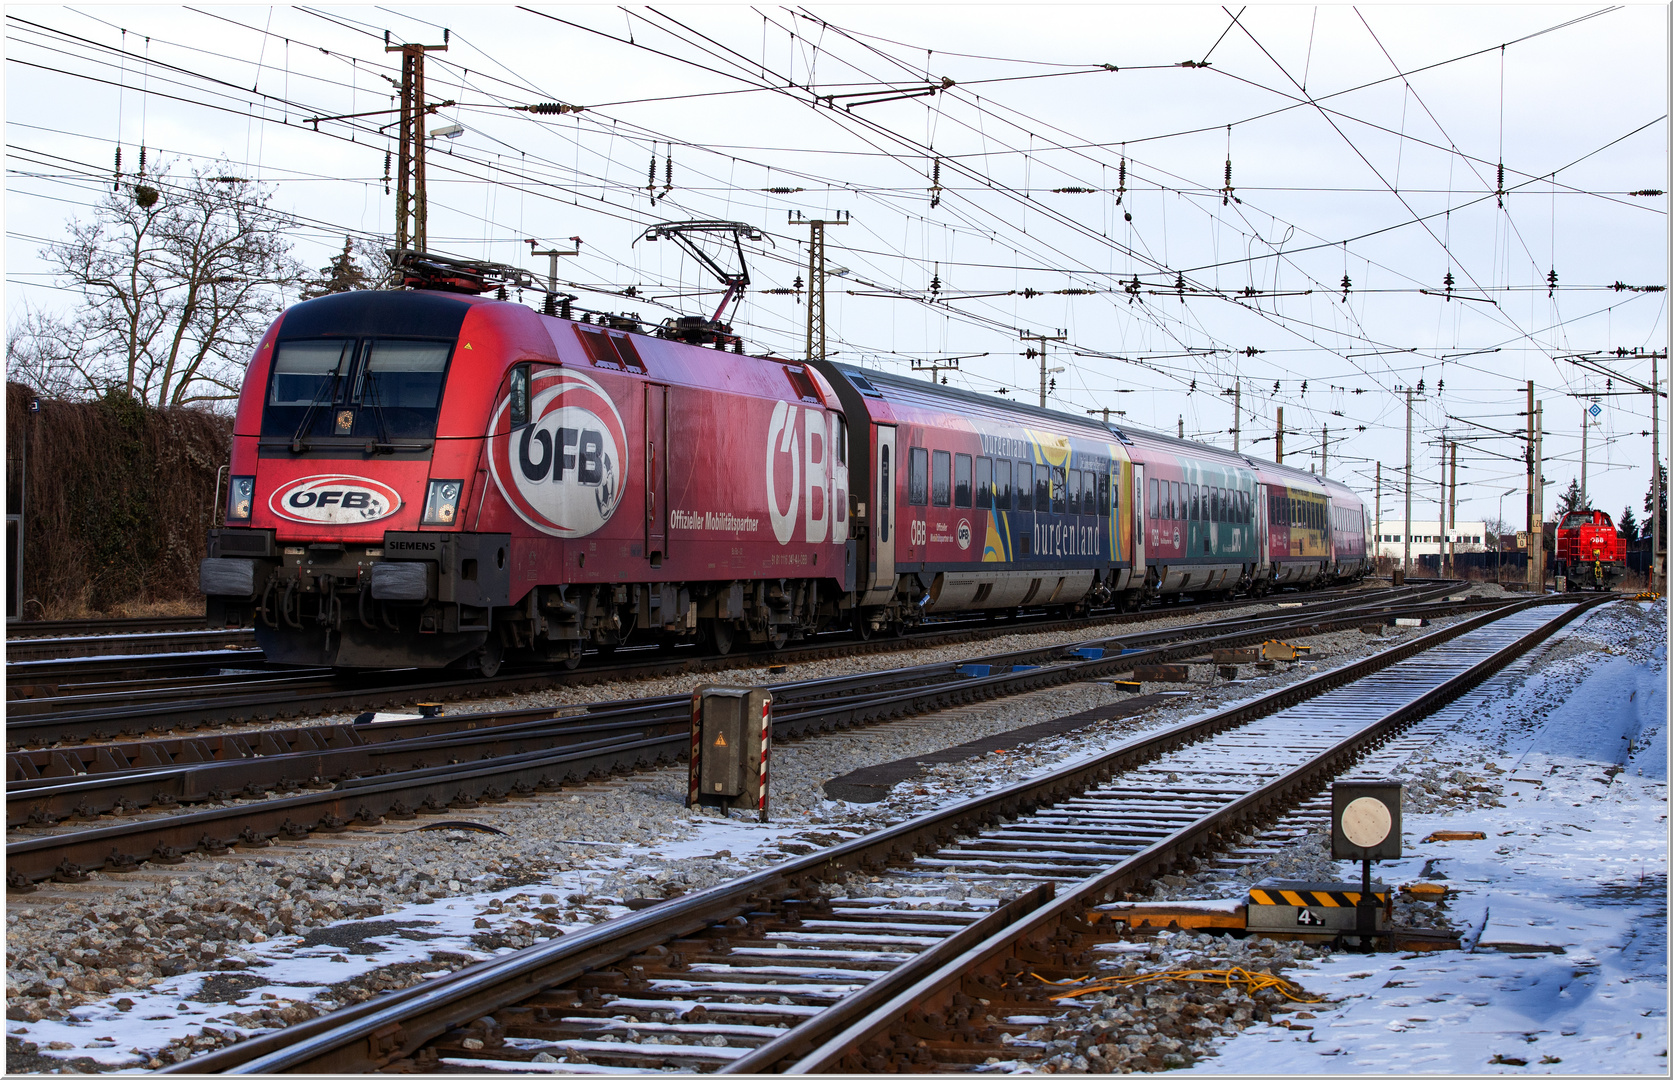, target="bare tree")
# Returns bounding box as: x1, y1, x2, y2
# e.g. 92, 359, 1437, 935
1482, 515, 1510, 550
5, 305, 95, 398
27, 163, 304, 407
